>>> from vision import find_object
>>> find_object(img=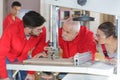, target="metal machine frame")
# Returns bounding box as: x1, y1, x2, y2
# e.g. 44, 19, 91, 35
40, 0, 120, 79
